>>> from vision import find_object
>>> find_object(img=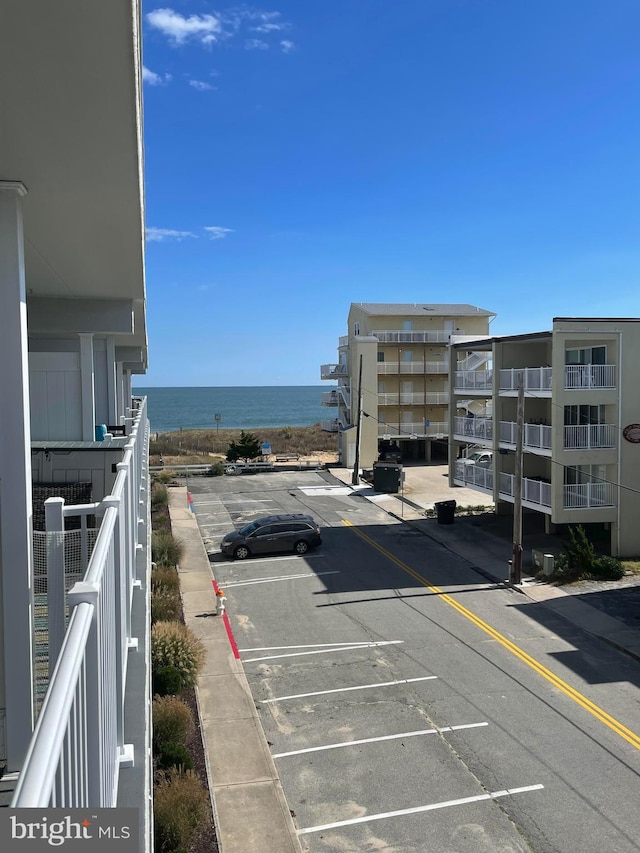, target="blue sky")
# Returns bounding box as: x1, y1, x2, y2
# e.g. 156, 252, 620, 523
141, 0, 640, 387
